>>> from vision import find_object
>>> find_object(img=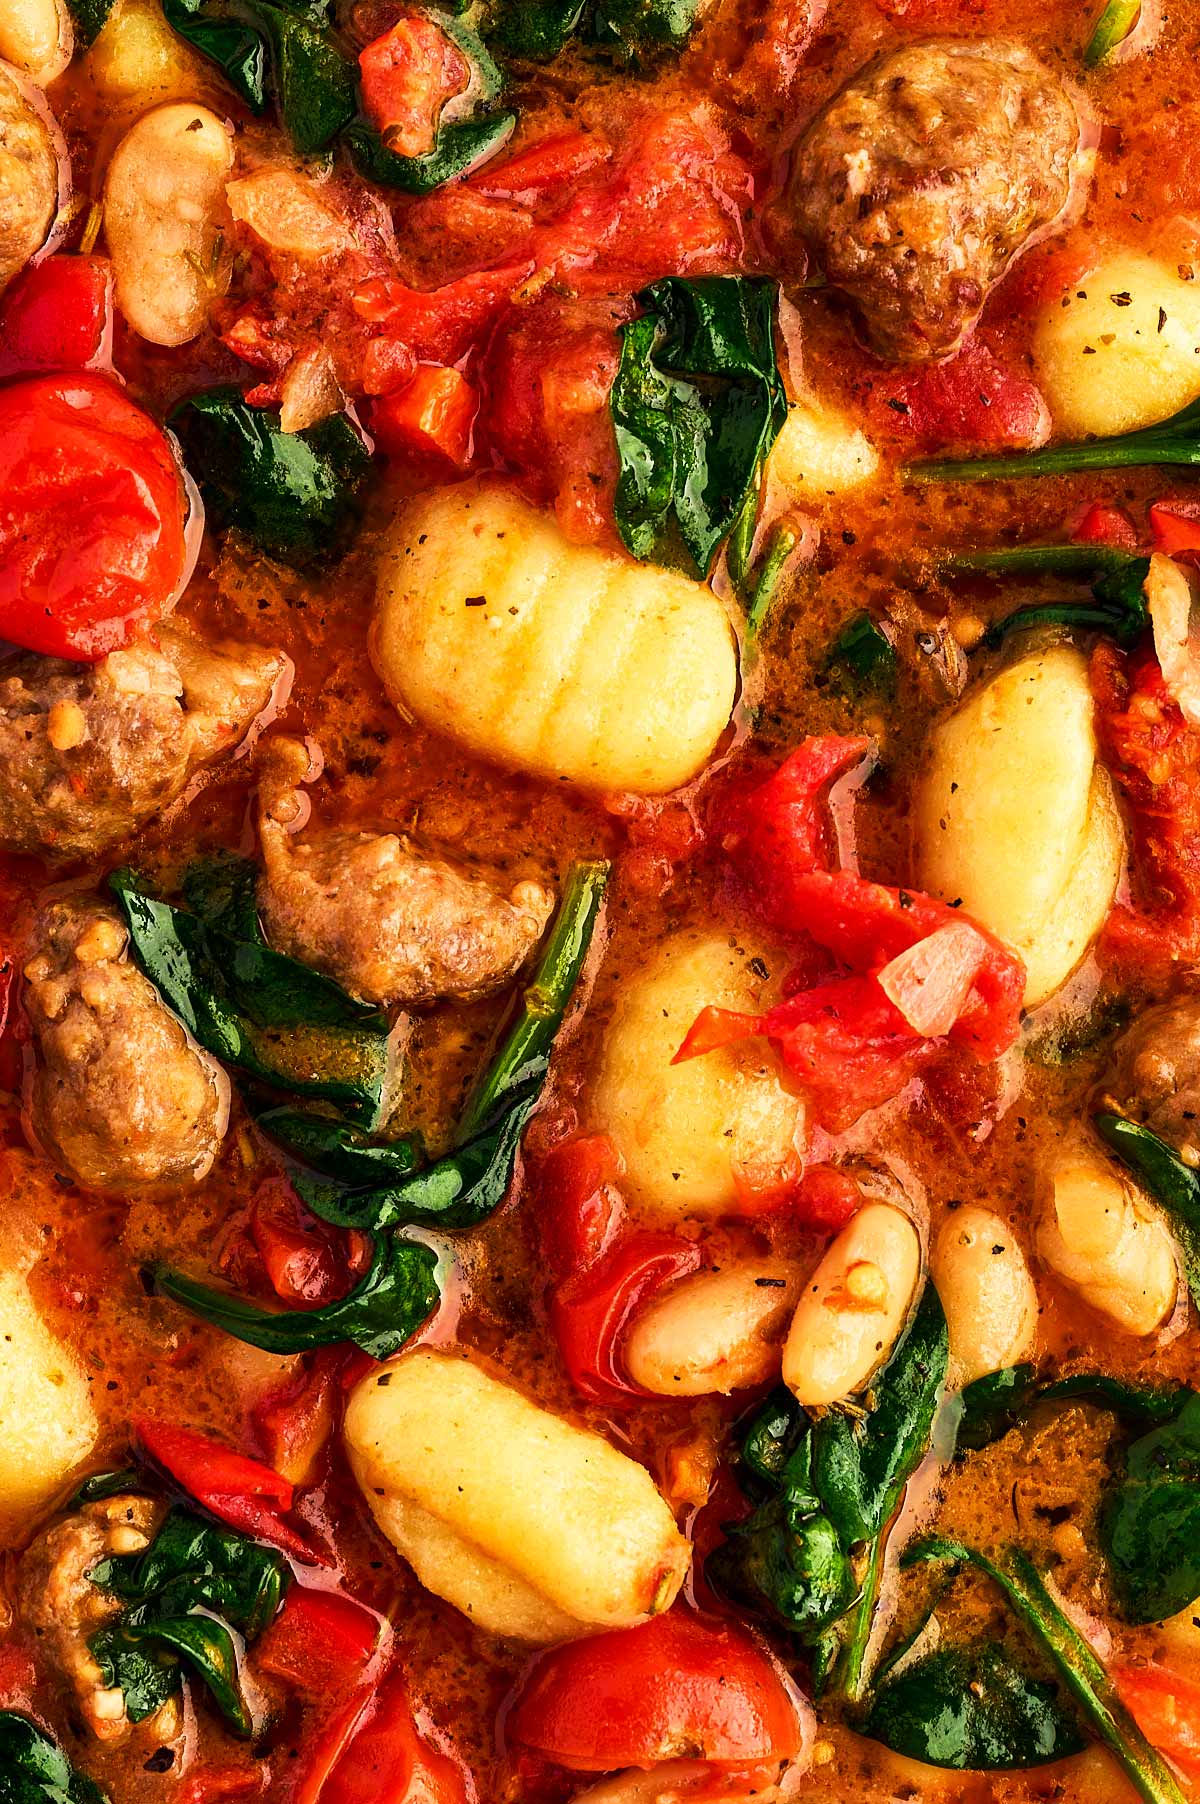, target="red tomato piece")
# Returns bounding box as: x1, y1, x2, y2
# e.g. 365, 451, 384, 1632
256, 1586, 382, 1699
135, 1419, 320, 1564
1075, 502, 1140, 549
369, 365, 477, 469
474, 131, 613, 200
252, 1351, 341, 1488
358, 15, 470, 158
250, 1178, 345, 1308
535, 1134, 623, 1281
550, 1232, 703, 1404
871, 338, 1049, 454
1114, 1663, 1200, 1780
302, 1673, 469, 1804
0, 373, 189, 661
1150, 500, 1200, 556
0, 255, 112, 379
790, 1163, 863, 1230
0, 1641, 36, 1707
179, 1767, 264, 1804
353, 264, 528, 373
509, 1609, 805, 1773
